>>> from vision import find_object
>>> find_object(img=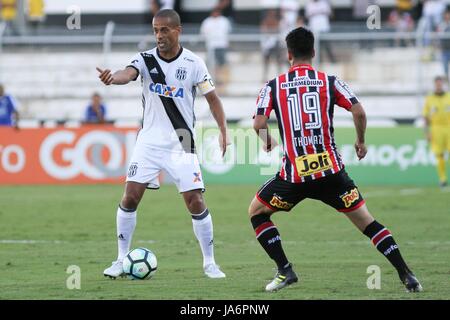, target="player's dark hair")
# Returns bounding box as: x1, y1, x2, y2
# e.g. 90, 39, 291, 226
434, 76, 445, 82
285, 27, 315, 59
154, 9, 181, 26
